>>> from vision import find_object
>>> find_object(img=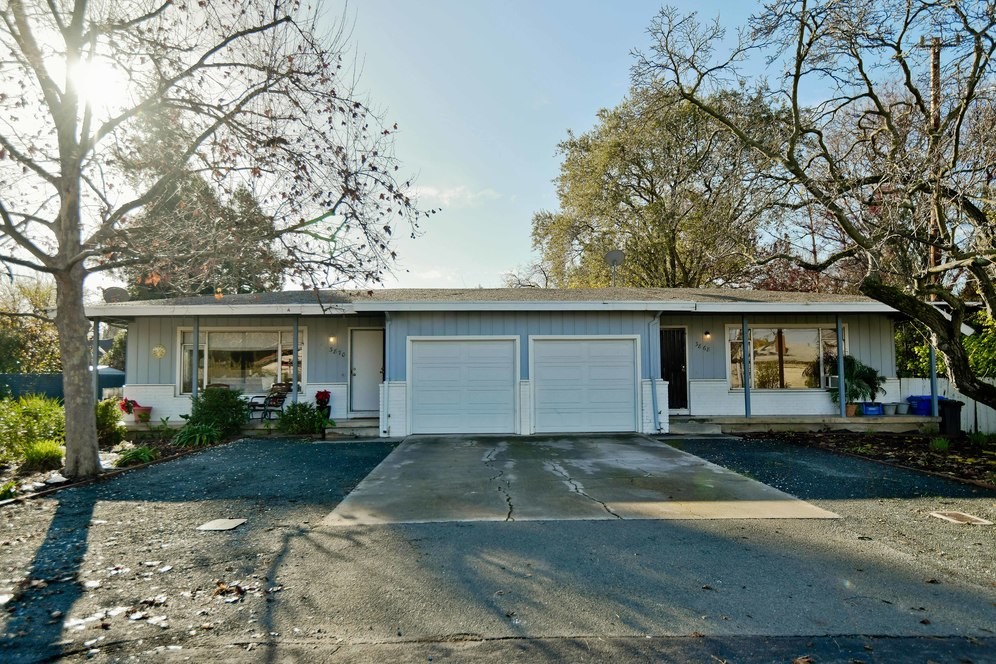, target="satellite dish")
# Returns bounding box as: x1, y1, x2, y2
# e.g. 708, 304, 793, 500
604, 250, 625, 287
102, 287, 131, 303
